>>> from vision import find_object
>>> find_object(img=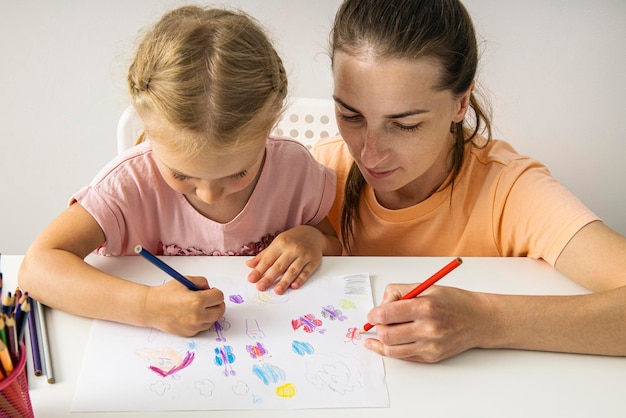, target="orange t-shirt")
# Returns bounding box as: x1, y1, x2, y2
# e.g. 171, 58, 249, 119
312, 137, 599, 266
